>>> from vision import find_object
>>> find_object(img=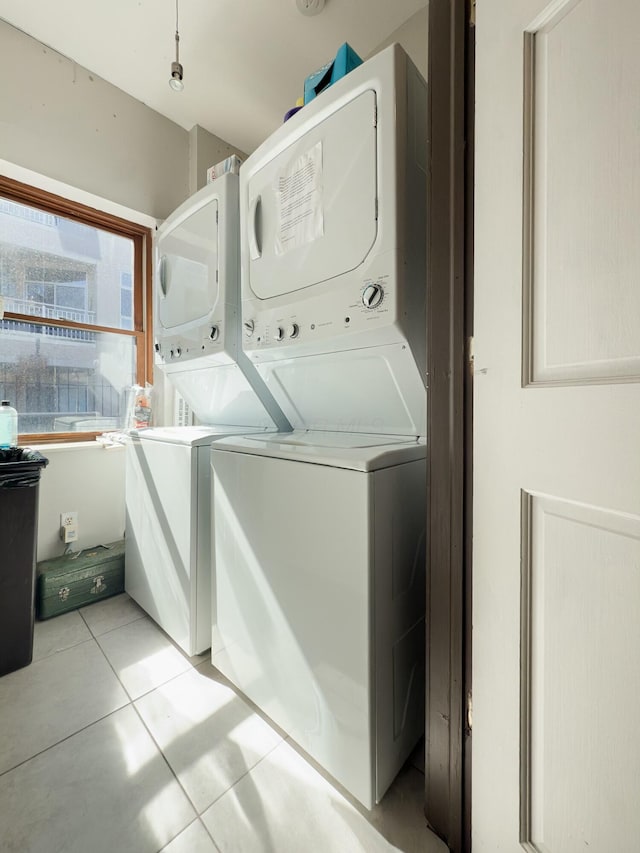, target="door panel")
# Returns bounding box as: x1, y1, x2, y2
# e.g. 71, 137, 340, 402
523, 0, 640, 384
474, 0, 640, 850
521, 494, 640, 852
